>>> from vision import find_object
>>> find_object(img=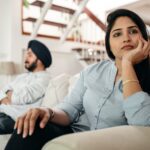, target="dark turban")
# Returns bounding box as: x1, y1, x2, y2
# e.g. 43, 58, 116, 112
28, 40, 52, 68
